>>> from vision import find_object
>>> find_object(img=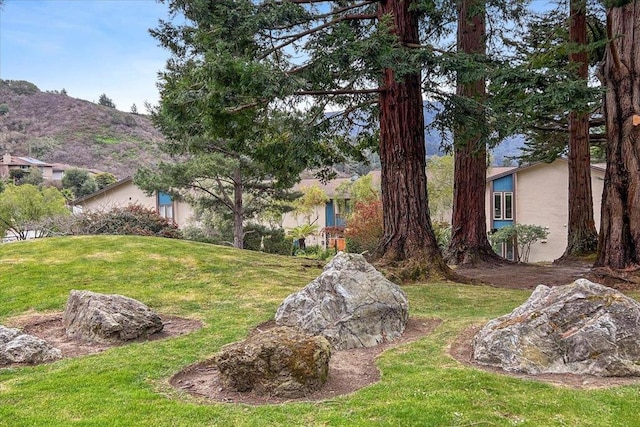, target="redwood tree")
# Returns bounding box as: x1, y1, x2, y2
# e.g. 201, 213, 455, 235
375, 0, 451, 279
445, 0, 501, 266
595, 0, 640, 269
154, 0, 453, 280
560, 0, 598, 260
